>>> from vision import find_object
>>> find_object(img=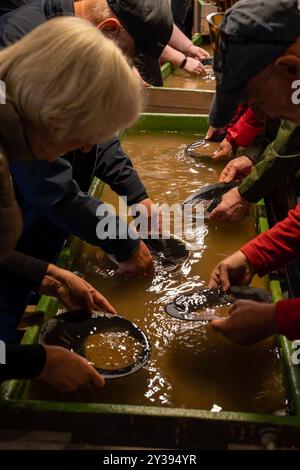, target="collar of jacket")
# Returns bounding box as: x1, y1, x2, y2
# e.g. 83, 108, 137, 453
0, 98, 34, 162
44, 0, 75, 20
